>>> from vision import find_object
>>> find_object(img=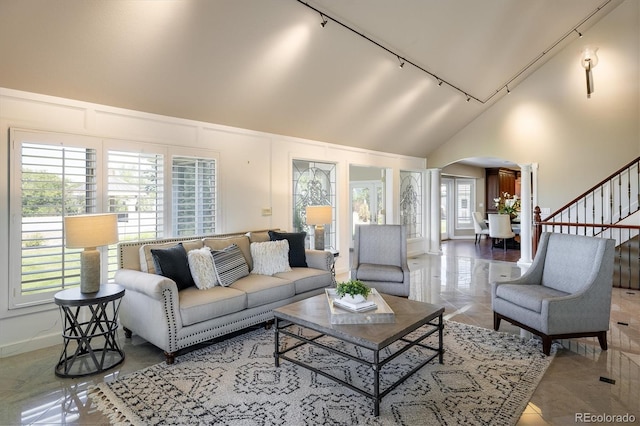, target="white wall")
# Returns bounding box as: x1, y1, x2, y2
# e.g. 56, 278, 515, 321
0, 88, 426, 357
428, 0, 640, 213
